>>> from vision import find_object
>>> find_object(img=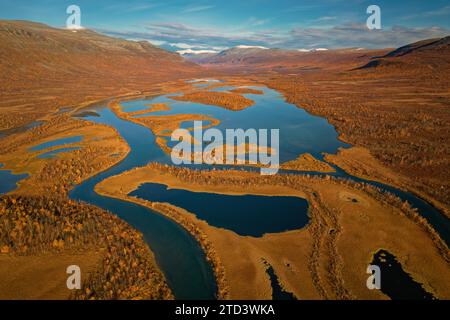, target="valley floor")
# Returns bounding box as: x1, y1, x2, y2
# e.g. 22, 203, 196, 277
1, 75, 449, 300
